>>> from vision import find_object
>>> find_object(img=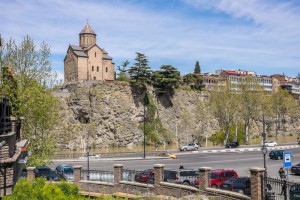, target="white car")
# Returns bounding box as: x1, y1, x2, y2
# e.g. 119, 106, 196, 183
261, 141, 277, 147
